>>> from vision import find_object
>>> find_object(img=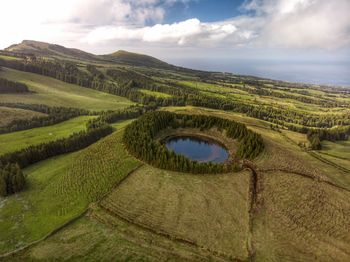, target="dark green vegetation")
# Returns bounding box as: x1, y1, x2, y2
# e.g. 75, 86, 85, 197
0, 124, 112, 169
0, 106, 143, 196
0, 40, 349, 261
0, 162, 25, 197
0, 103, 89, 134
0, 116, 94, 155
124, 111, 264, 173
0, 77, 29, 93
0, 68, 133, 111
0, 106, 46, 127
